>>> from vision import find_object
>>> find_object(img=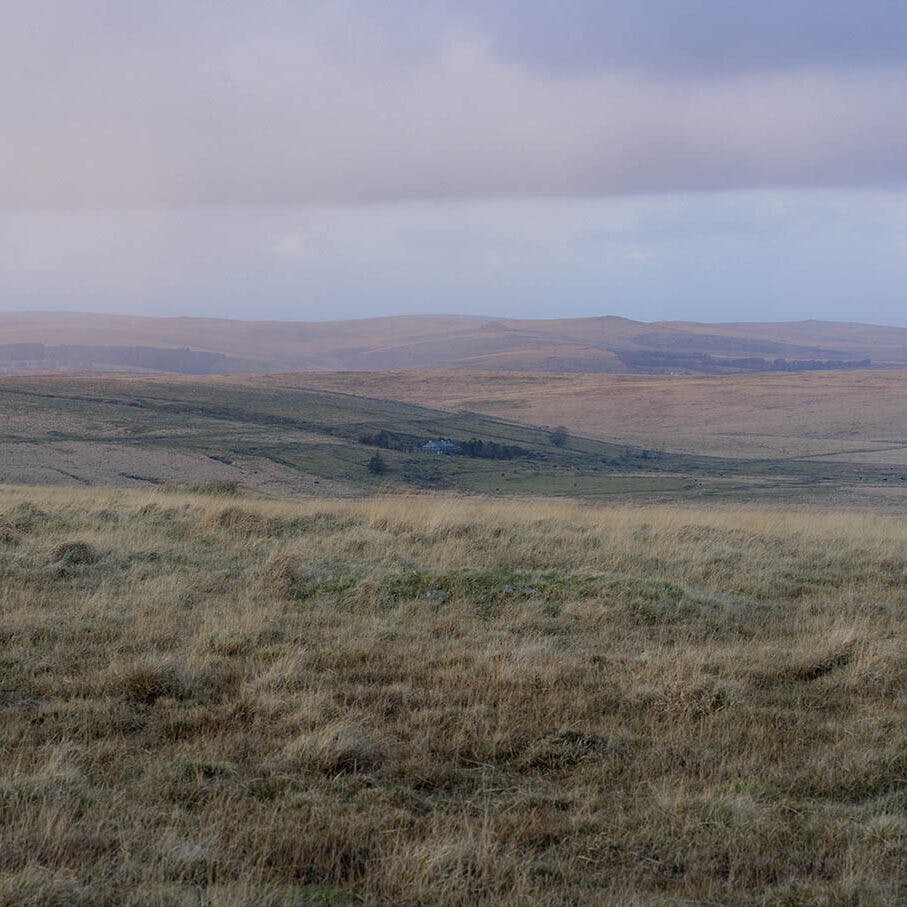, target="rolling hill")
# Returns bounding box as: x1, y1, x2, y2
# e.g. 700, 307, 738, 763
1, 312, 904, 375
279, 369, 907, 464
2, 372, 906, 508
